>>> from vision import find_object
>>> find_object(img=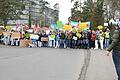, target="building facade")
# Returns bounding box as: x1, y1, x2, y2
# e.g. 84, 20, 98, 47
7, 0, 59, 27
